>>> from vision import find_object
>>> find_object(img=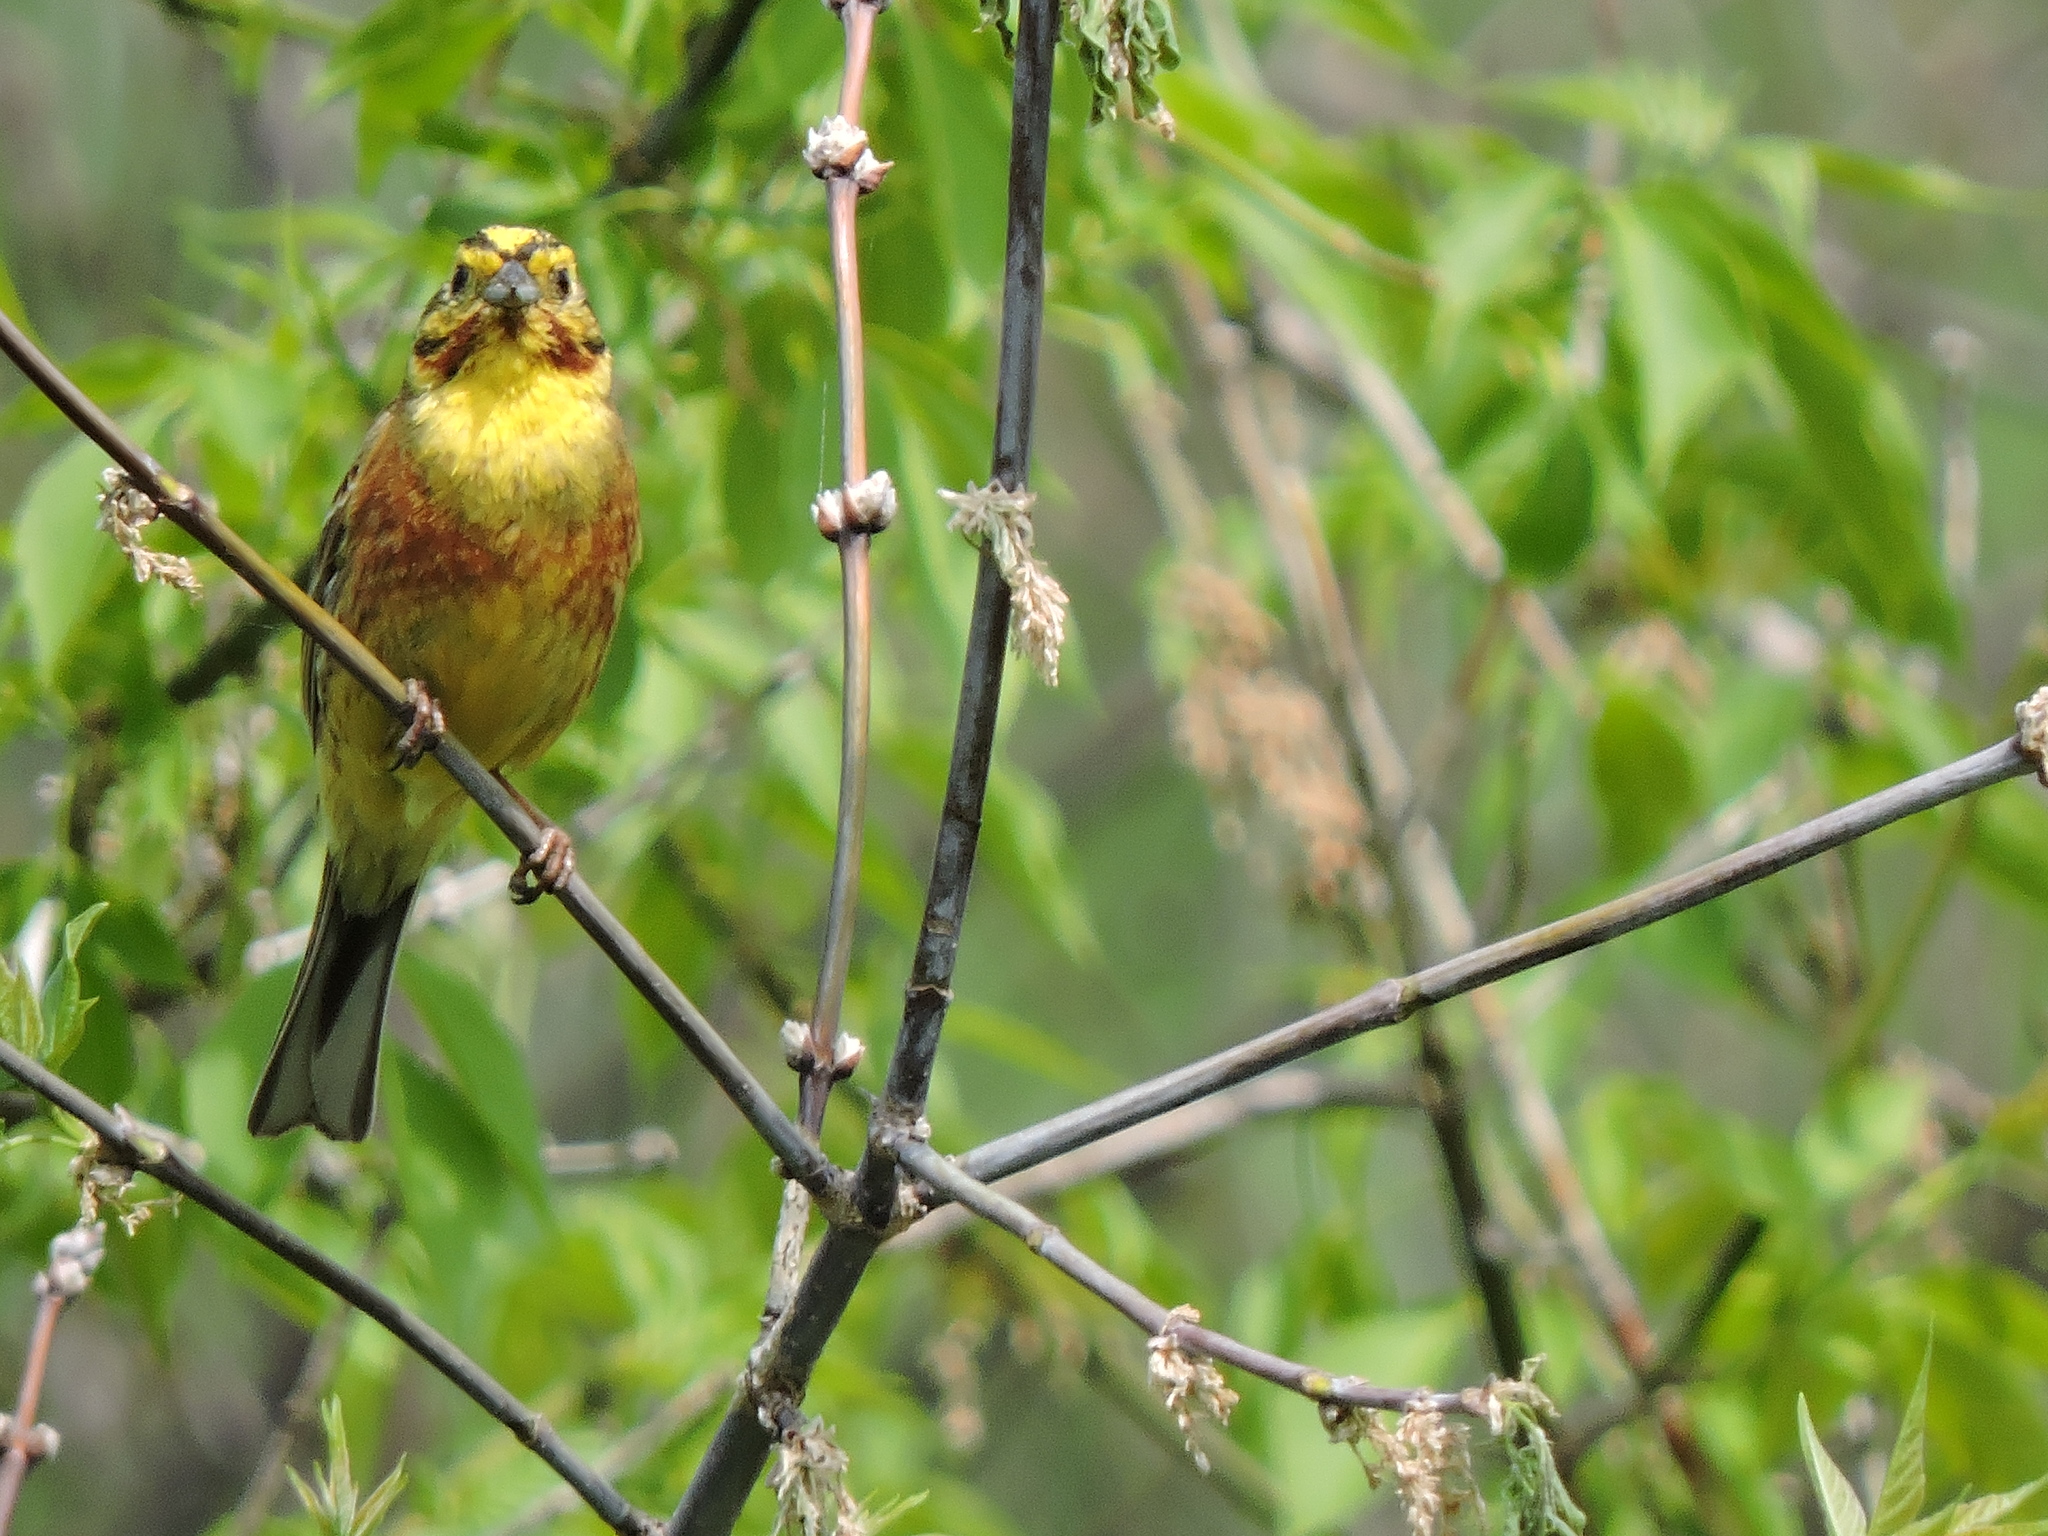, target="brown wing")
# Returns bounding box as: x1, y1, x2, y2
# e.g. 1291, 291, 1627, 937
301, 414, 385, 741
